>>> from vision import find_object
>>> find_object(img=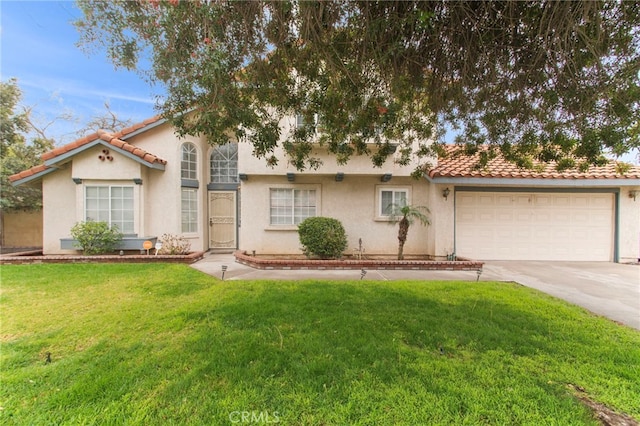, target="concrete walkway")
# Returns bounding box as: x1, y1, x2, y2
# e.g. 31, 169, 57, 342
191, 253, 640, 330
